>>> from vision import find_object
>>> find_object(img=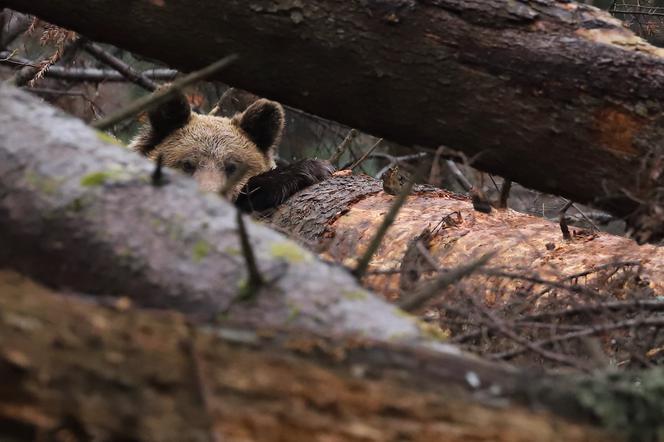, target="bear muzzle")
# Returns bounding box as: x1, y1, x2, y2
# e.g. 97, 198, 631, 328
193, 167, 225, 193
193, 166, 247, 200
